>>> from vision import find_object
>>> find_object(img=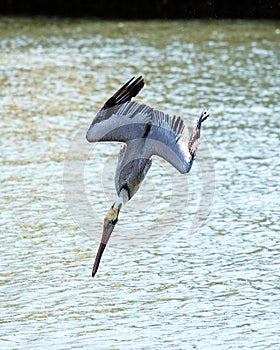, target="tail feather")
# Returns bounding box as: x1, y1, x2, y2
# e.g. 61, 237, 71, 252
104, 76, 144, 109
